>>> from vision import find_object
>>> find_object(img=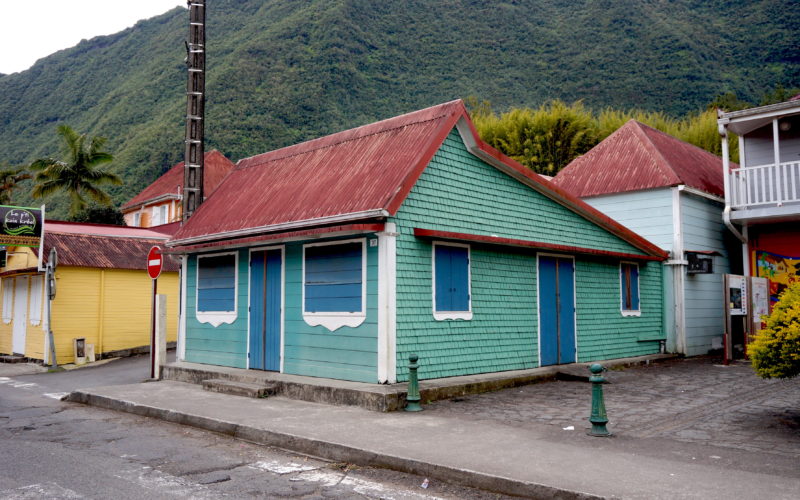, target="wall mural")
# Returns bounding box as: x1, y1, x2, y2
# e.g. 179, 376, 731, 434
756, 250, 800, 304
